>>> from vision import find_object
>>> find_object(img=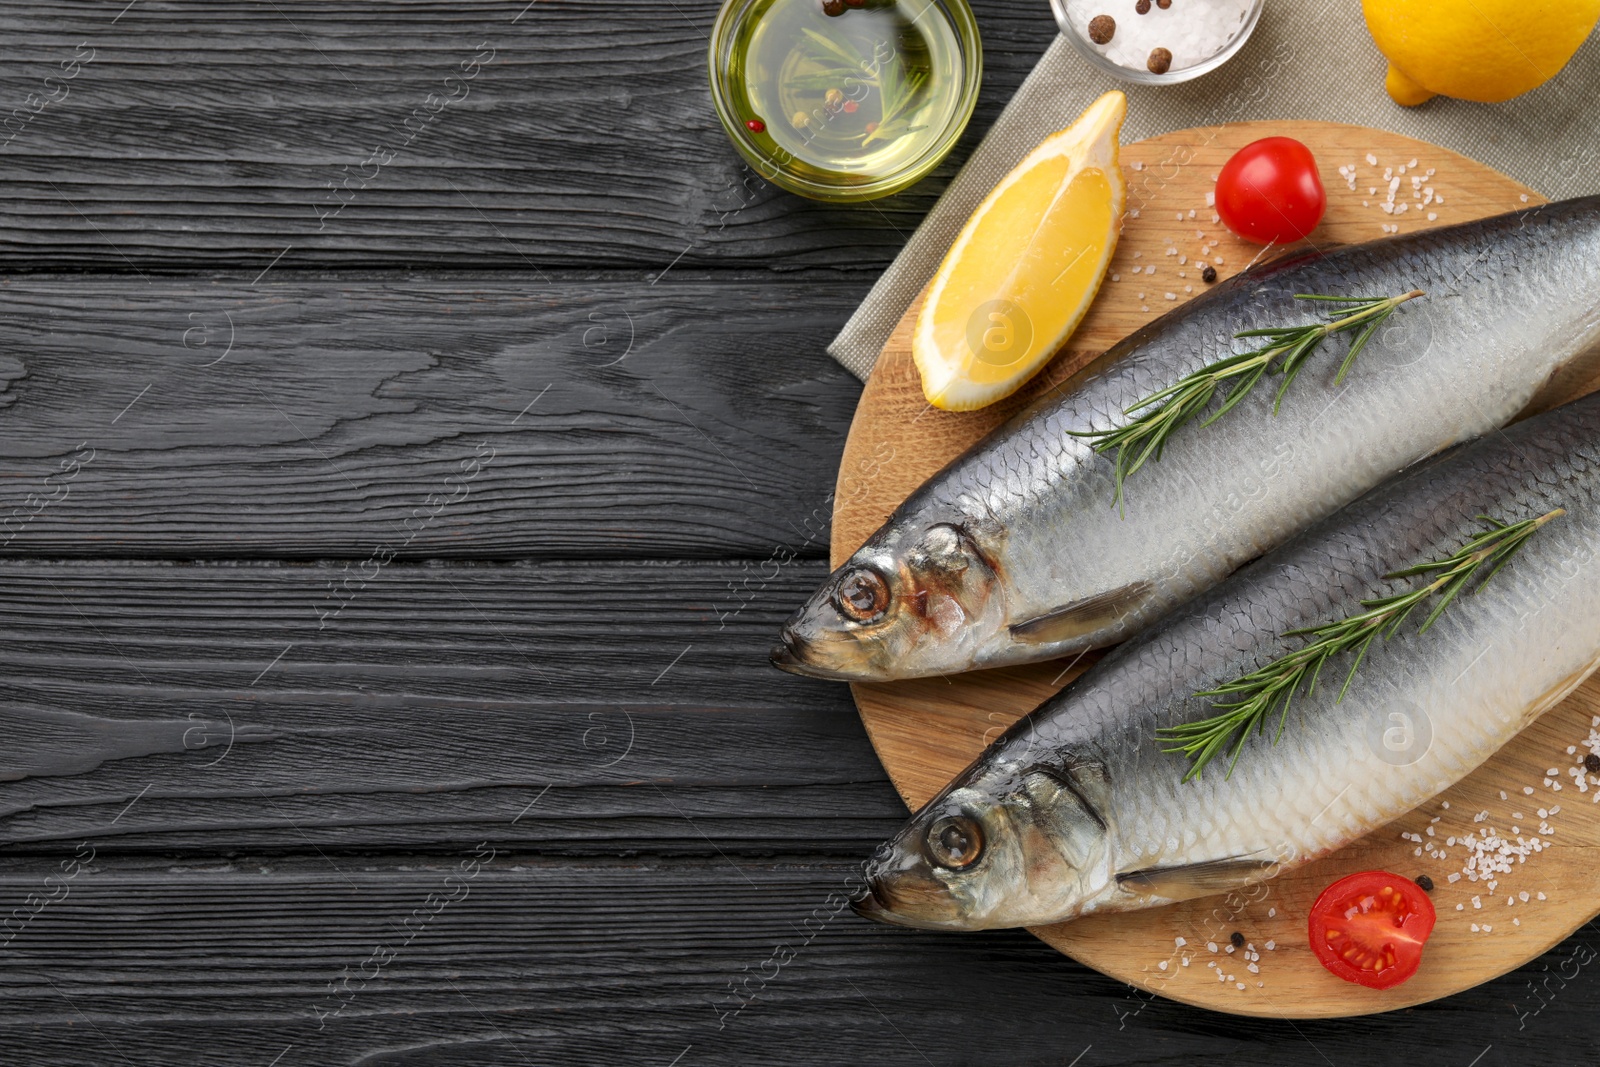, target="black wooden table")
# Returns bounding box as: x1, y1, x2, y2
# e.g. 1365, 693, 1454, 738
0, 3, 1595, 1064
